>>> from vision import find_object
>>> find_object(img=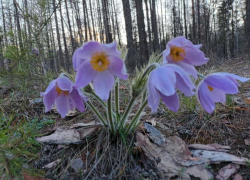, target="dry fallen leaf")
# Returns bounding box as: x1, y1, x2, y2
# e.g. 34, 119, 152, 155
146, 118, 156, 126
189, 143, 231, 152
244, 138, 250, 145
22, 173, 51, 180
42, 159, 61, 169
245, 98, 250, 104
191, 150, 249, 165
36, 127, 96, 144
